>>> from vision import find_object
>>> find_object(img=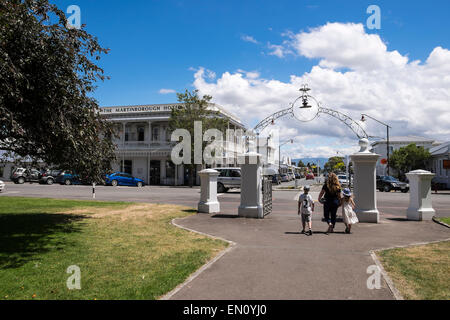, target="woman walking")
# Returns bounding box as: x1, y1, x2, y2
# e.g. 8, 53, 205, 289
318, 173, 342, 234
